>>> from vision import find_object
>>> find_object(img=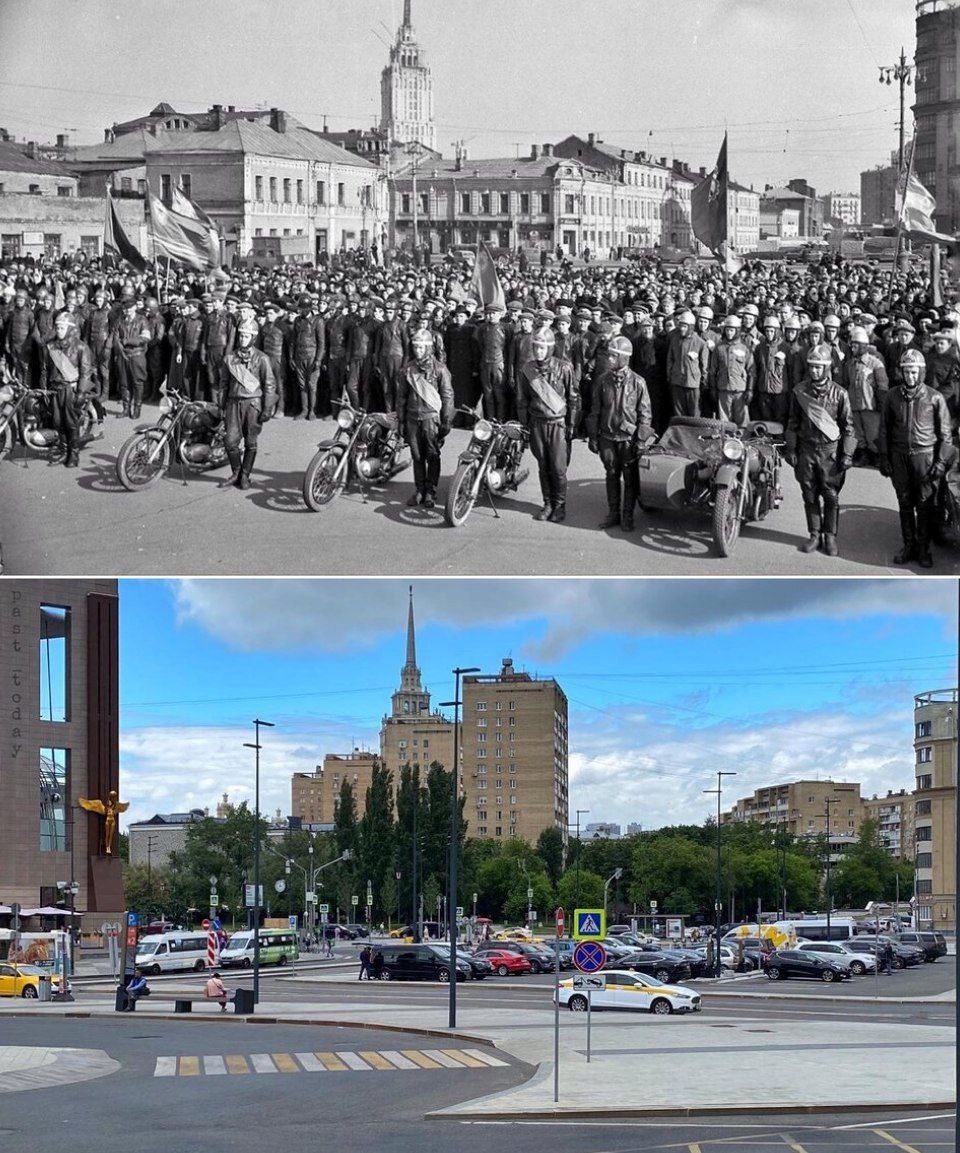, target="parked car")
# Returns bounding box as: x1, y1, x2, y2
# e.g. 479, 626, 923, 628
618, 949, 692, 984
795, 941, 876, 976
888, 931, 948, 962
376, 943, 470, 982
597, 937, 634, 960
764, 949, 850, 982
556, 970, 701, 1015
477, 948, 532, 977
456, 950, 493, 980
0, 962, 70, 998
532, 937, 575, 969
475, 941, 552, 973
344, 923, 369, 938
847, 936, 924, 969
